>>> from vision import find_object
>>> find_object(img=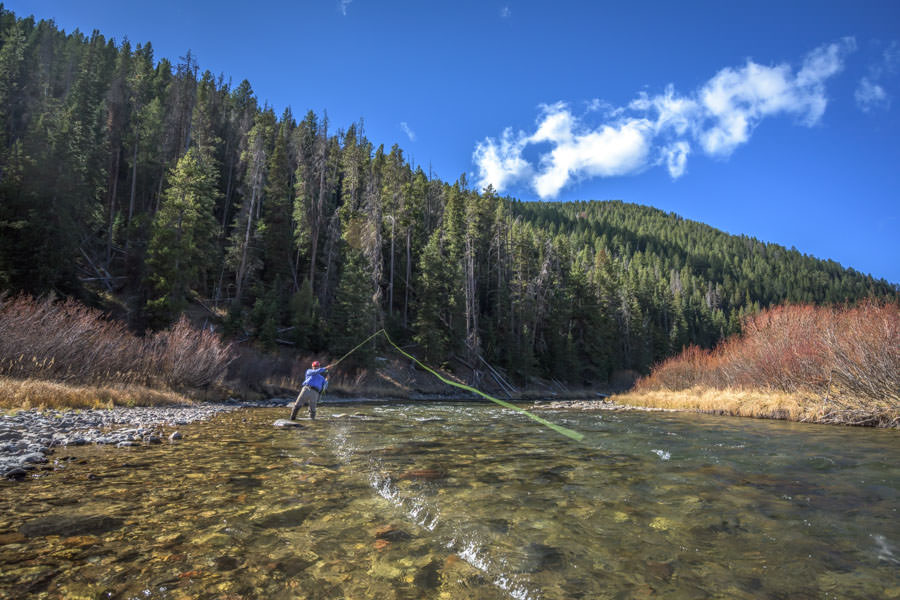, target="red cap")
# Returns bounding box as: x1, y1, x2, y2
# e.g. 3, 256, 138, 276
311, 360, 321, 368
